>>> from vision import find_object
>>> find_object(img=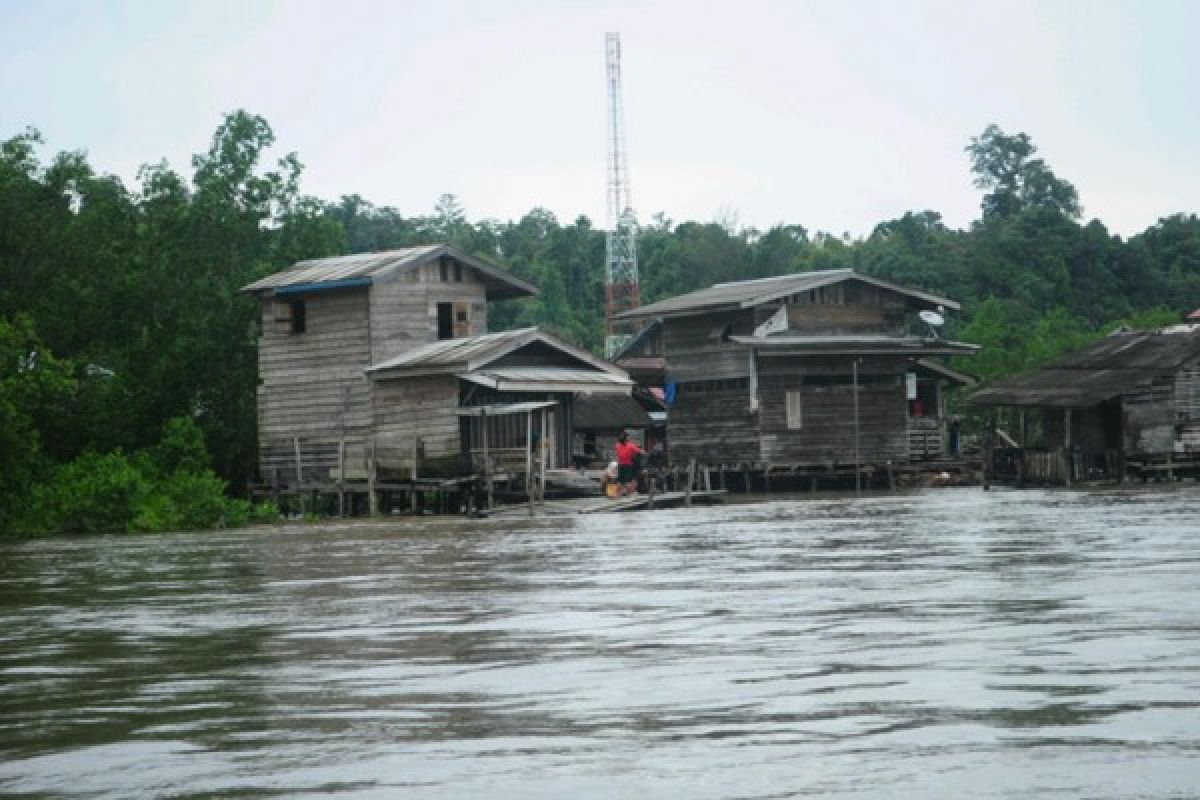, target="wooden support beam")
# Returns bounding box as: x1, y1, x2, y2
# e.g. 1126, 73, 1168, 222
538, 409, 548, 505
293, 436, 302, 486
685, 458, 696, 507
526, 410, 534, 517
367, 439, 378, 516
